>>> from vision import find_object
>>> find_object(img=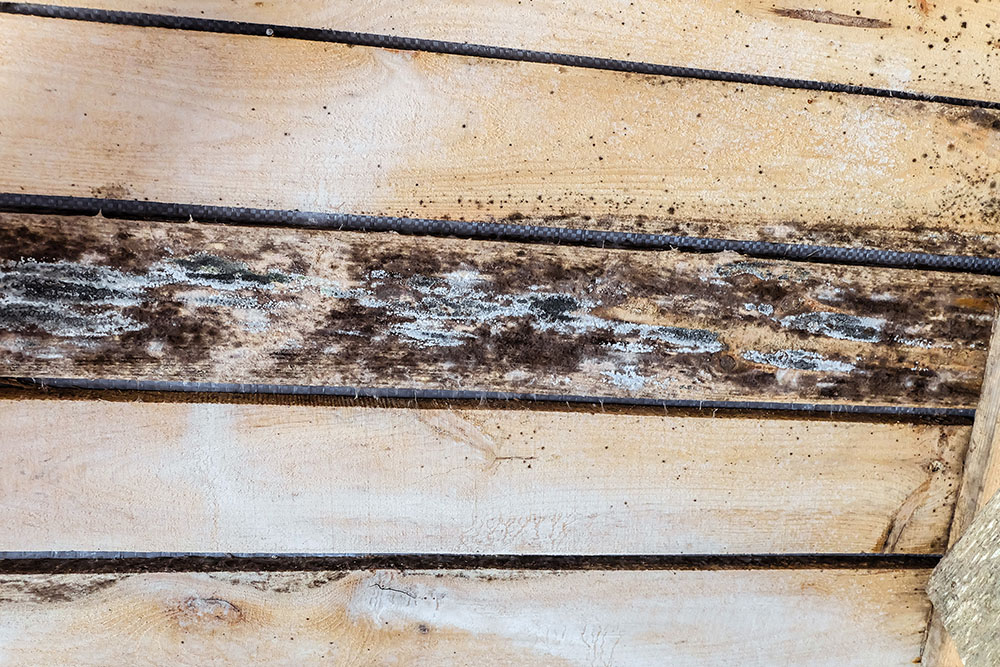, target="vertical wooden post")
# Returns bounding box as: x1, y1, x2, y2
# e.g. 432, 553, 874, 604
922, 299, 1000, 666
